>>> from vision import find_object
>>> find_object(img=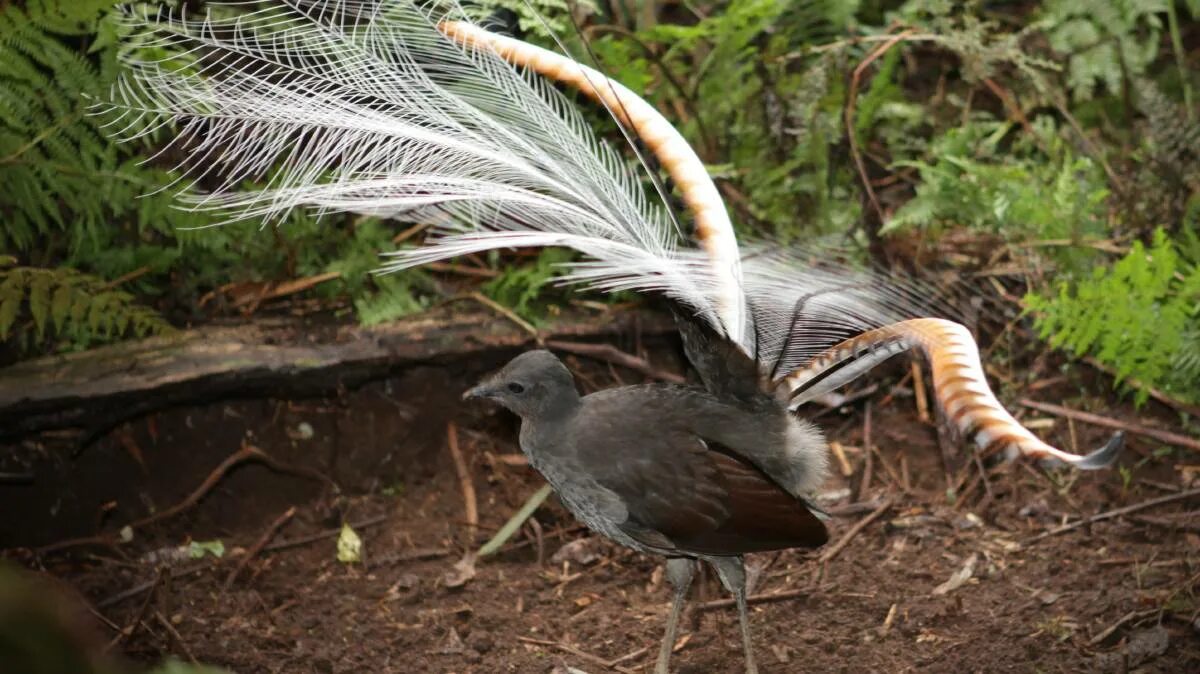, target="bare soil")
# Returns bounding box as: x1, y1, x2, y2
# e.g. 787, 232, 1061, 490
4, 340, 1199, 673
